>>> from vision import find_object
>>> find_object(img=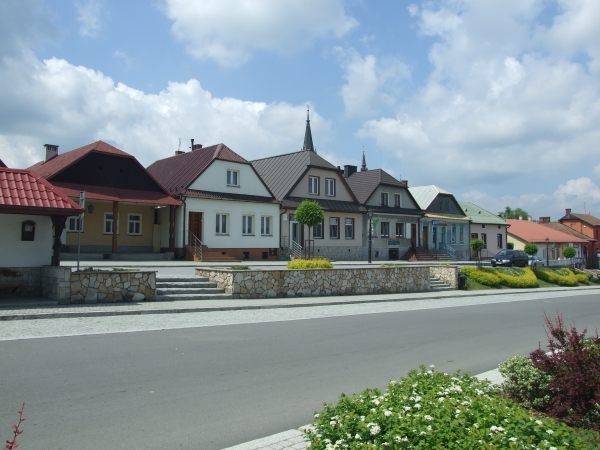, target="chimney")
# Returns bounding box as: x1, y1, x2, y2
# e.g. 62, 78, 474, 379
402, 180, 408, 186
343, 165, 357, 178
192, 144, 202, 151
175, 150, 185, 156
565, 208, 571, 215
518, 216, 523, 220
539, 217, 550, 223
44, 144, 59, 162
